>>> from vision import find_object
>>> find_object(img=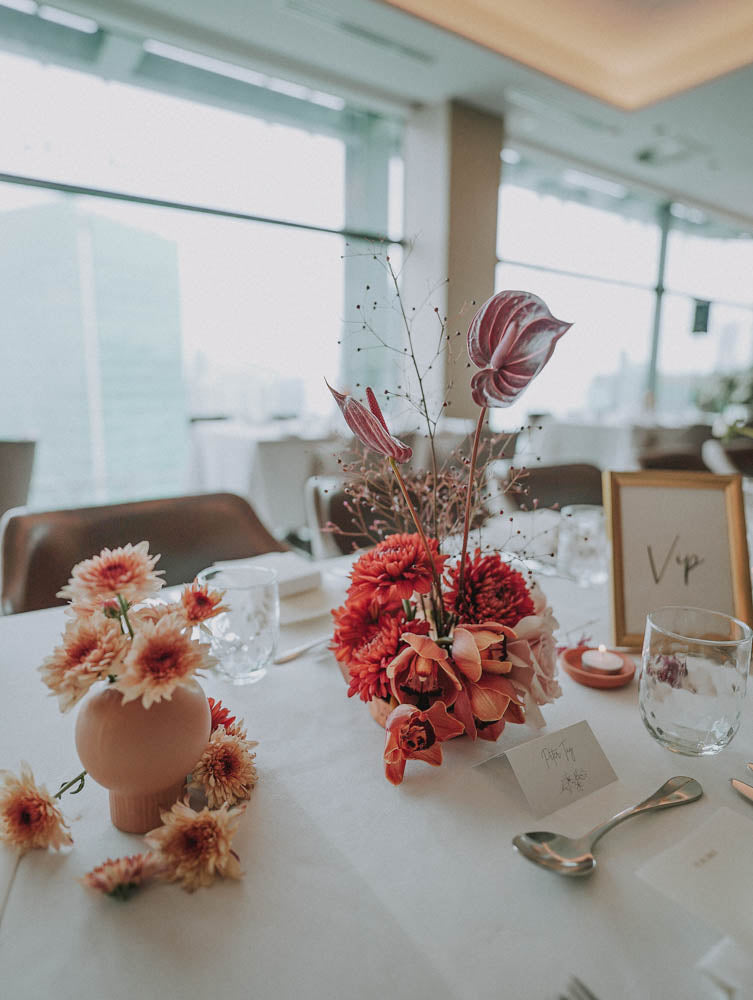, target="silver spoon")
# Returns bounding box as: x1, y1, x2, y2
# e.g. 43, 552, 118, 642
512, 775, 703, 877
